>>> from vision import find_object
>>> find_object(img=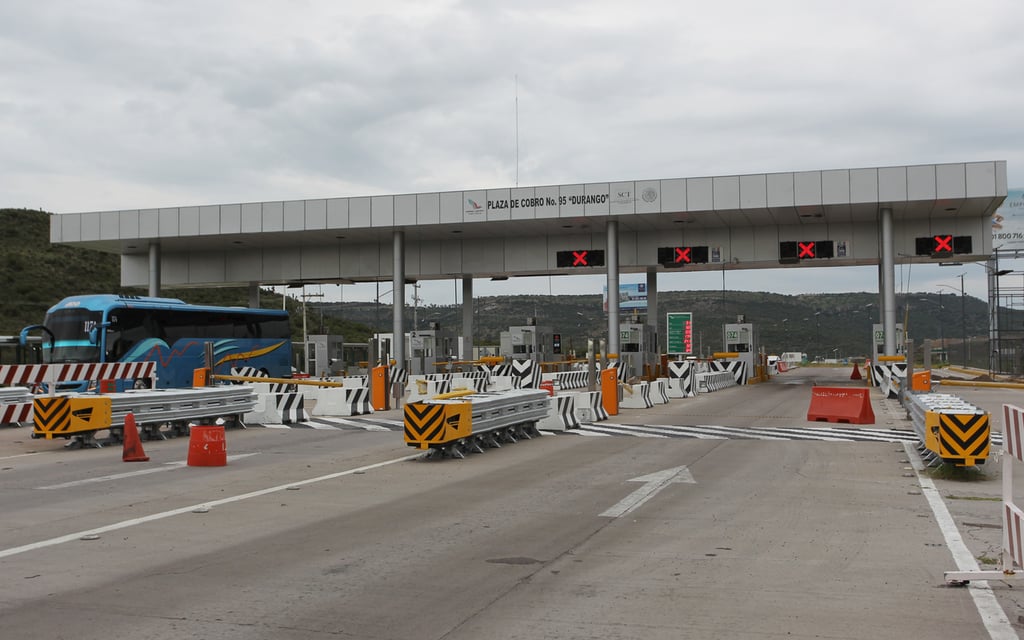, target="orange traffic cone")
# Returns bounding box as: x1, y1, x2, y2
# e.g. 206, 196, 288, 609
850, 362, 862, 380
122, 412, 150, 462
